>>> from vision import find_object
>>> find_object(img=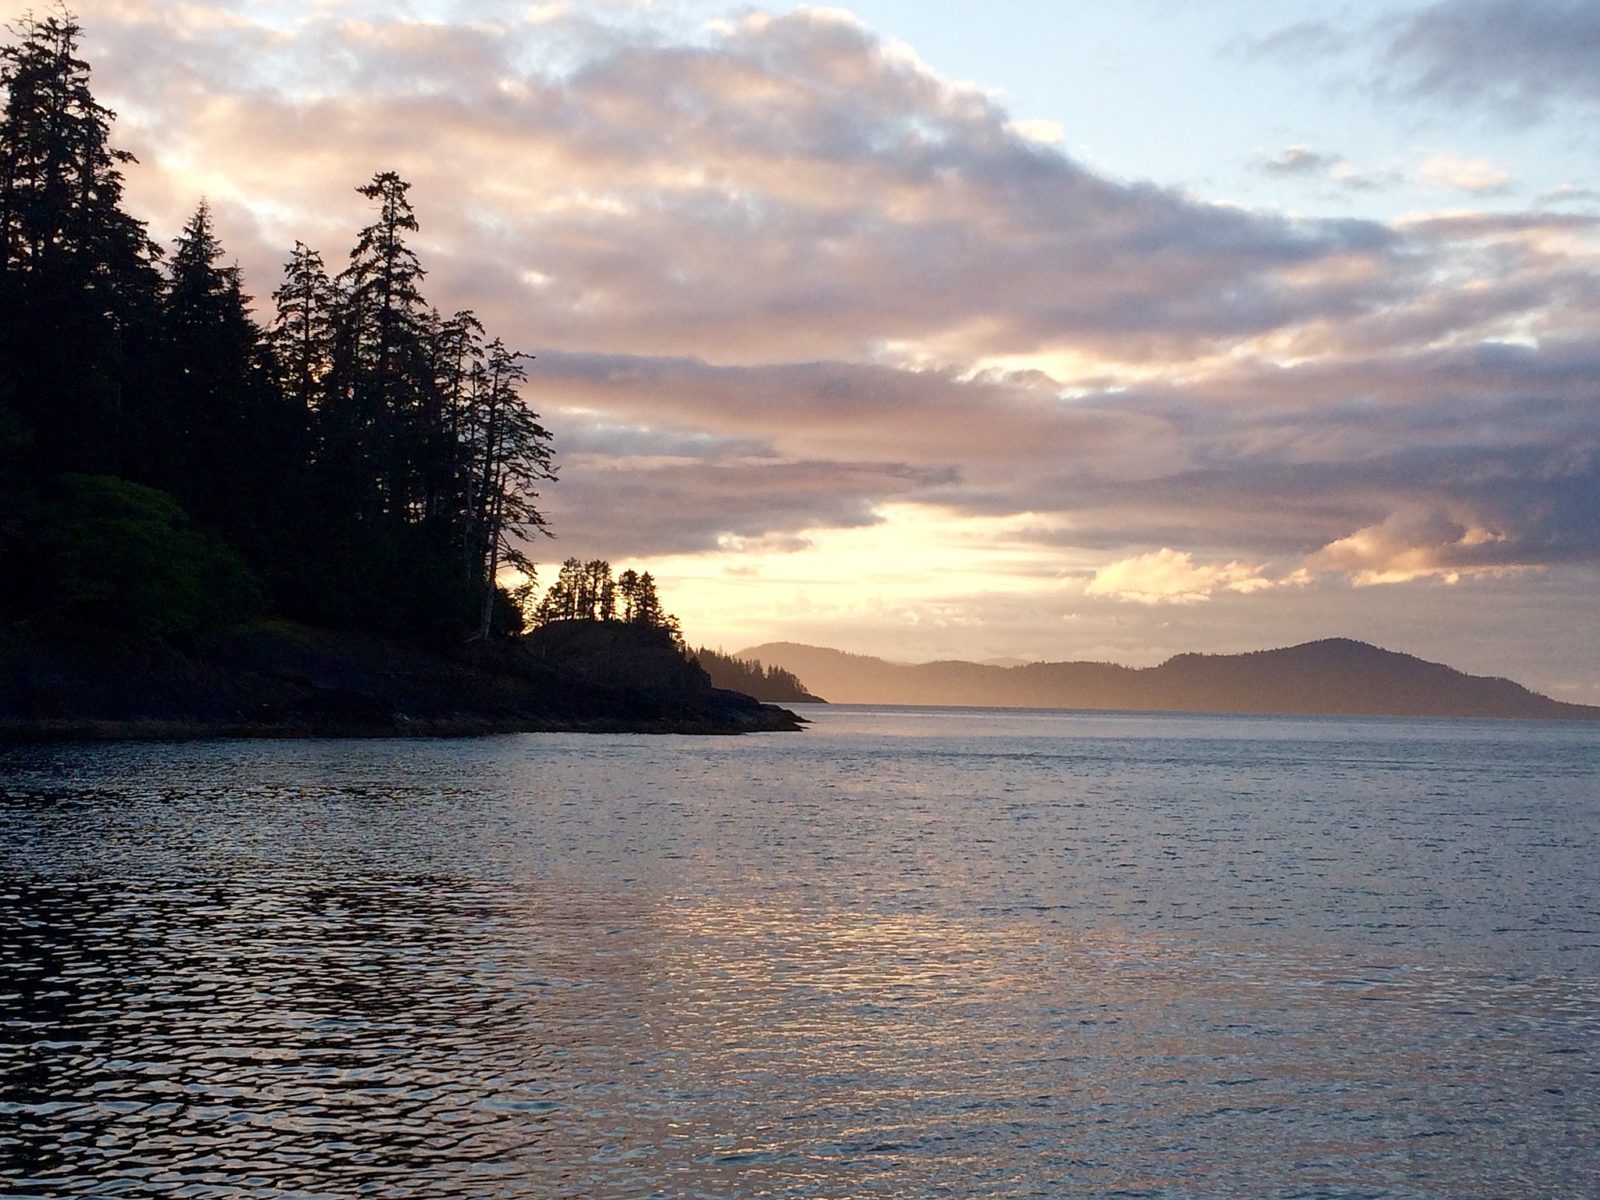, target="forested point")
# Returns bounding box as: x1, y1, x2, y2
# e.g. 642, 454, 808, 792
0, 12, 590, 647
0, 11, 810, 740
691, 648, 824, 704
